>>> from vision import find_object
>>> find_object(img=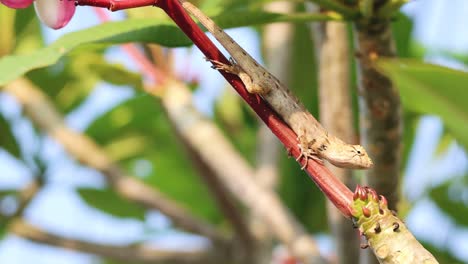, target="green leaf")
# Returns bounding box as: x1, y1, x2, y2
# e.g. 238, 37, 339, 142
213, 89, 258, 163
429, 180, 468, 227
14, 5, 43, 55
0, 5, 339, 88
401, 111, 420, 170
26, 52, 99, 113
0, 5, 15, 56
377, 59, 468, 149
90, 61, 143, 89
86, 94, 222, 224
77, 188, 146, 220
0, 18, 191, 86
0, 112, 21, 159
391, 12, 414, 58
279, 156, 326, 232
289, 14, 318, 116
421, 242, 464, 264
